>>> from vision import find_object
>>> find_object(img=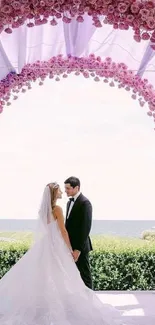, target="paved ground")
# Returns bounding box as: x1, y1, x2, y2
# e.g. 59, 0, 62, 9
97, 291, 155, 324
